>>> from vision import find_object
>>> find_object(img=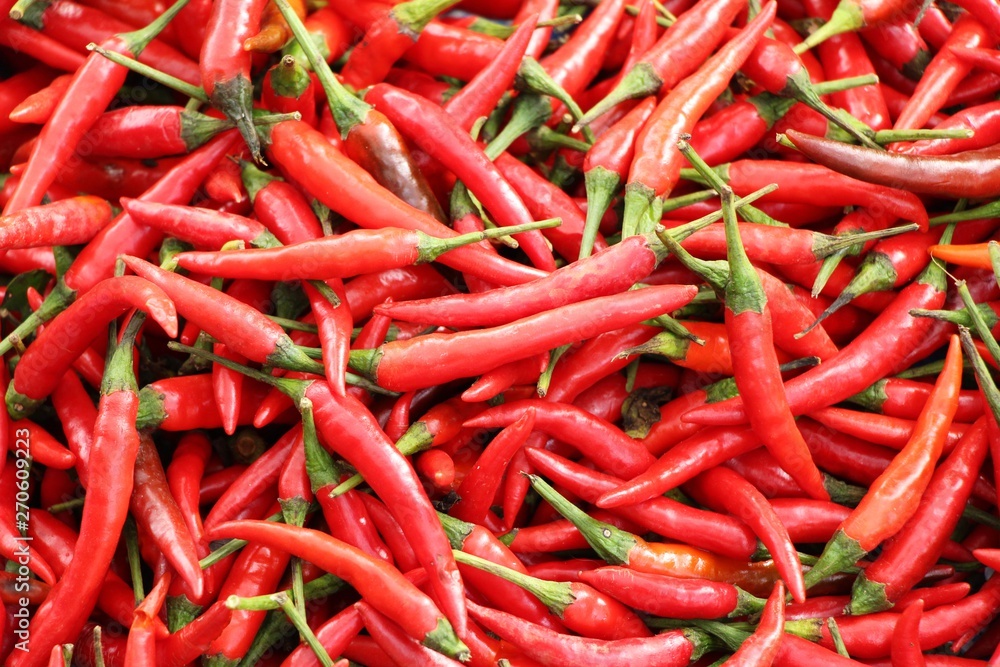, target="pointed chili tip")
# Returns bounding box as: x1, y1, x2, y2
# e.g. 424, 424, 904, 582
973, 548, 1000, 571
